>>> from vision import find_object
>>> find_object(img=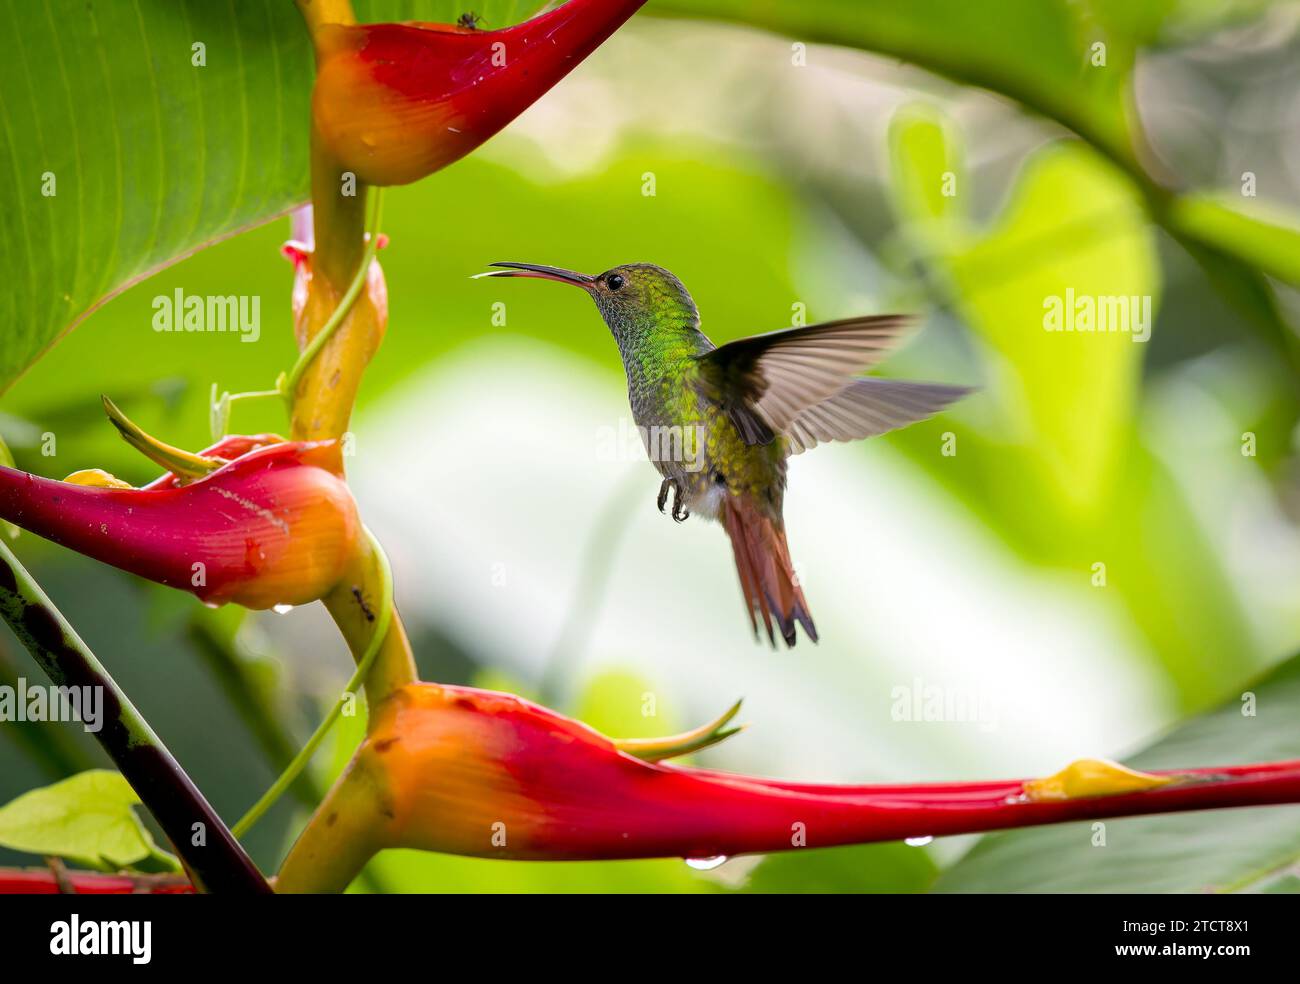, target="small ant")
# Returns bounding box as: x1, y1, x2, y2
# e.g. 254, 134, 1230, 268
351, 585, 375, 623
456, 12, 485, 30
